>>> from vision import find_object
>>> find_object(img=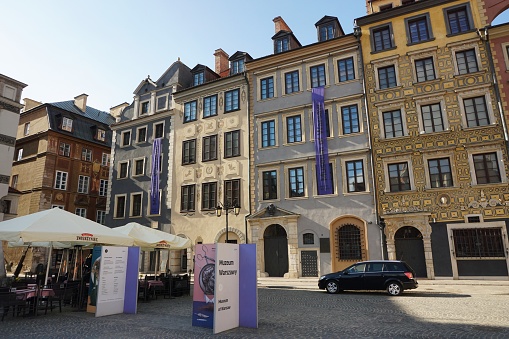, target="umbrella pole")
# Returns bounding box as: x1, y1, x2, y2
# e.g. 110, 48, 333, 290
154, 249, 158, 278
44, 244, 53, 287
